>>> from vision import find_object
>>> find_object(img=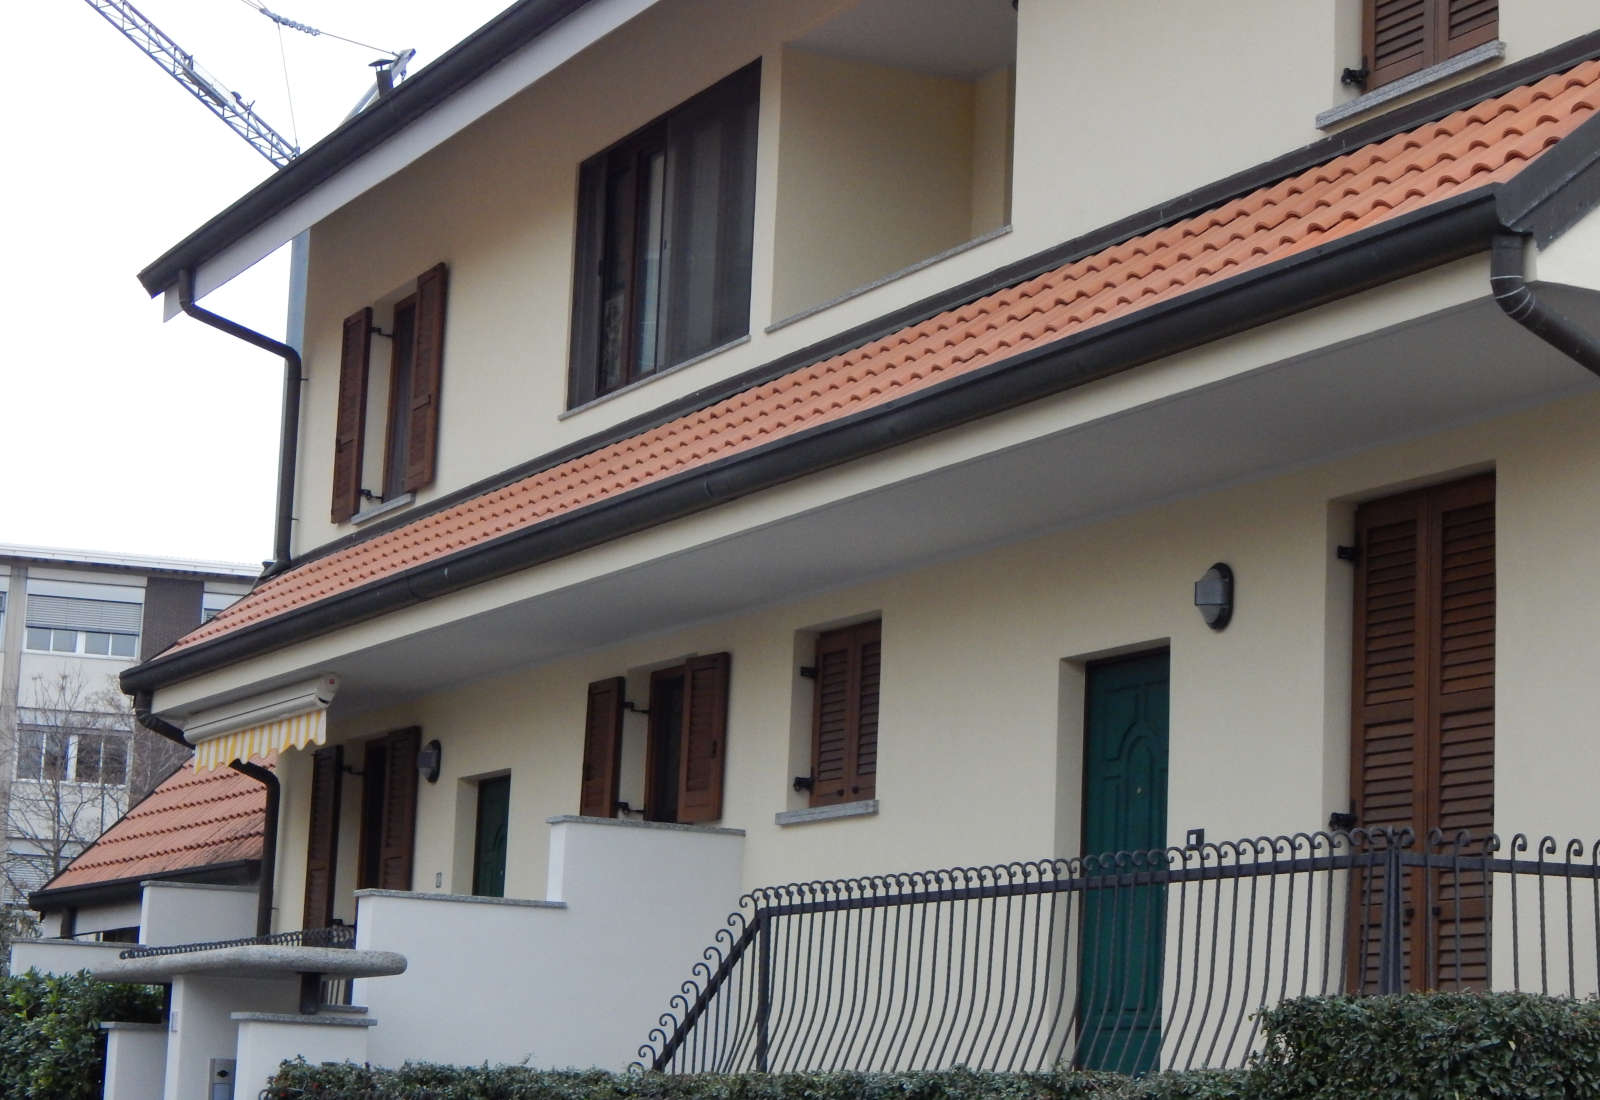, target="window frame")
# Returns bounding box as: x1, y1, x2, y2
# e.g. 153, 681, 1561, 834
567, 62, 761, 407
